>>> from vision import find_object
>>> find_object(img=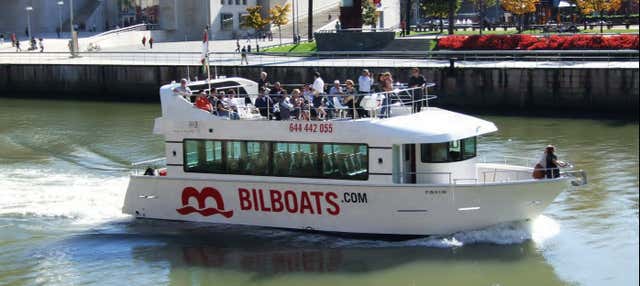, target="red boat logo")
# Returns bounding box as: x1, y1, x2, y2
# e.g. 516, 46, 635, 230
176, 187, 234, 218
